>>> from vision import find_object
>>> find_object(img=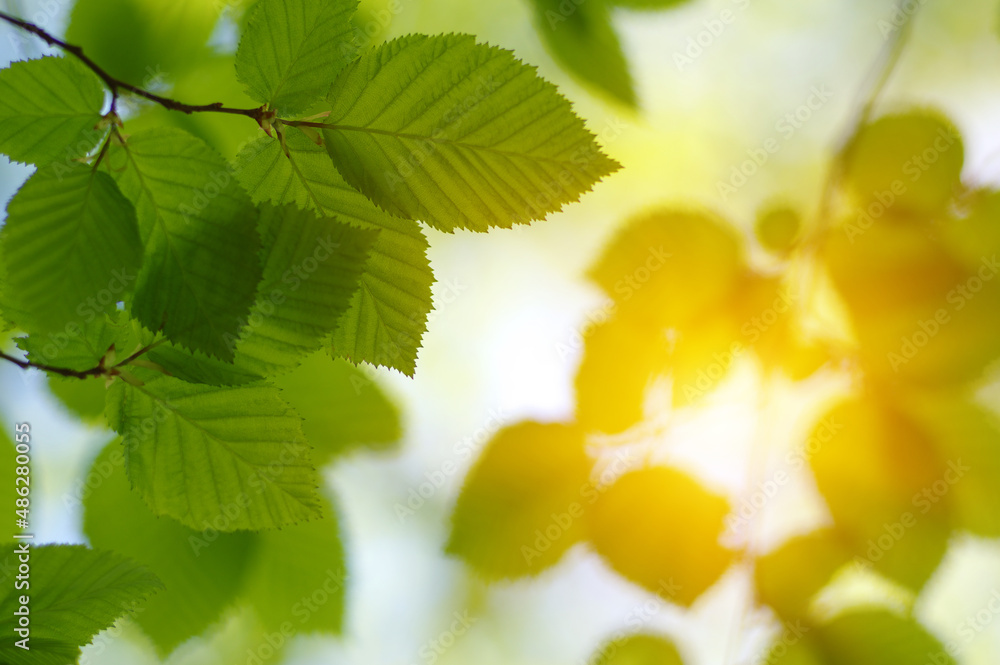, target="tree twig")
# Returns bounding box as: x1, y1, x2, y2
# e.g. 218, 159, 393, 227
0, 338, 164, 380
0, 10, 269, 123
